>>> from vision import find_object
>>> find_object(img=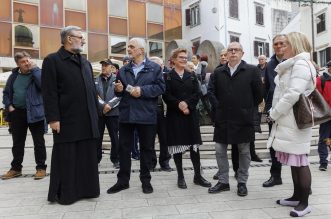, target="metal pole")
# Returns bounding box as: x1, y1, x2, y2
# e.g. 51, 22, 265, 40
311, 0, 315, 52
